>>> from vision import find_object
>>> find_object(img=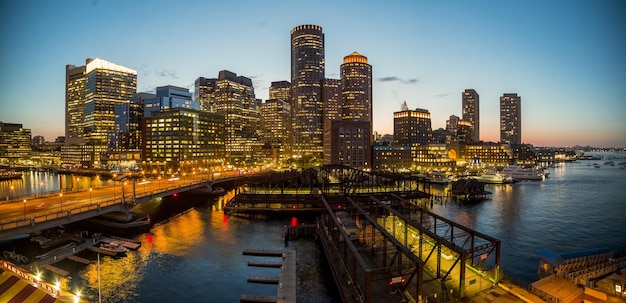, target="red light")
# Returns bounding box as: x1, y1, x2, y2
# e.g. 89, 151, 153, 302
338, 205, 342, 209
291, 217, 298, 227
173, 193, 177, 197
292, 205, 296, 209
389, 281, 393, 285
146, 233, 153, 244
223, 214, 228, 224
